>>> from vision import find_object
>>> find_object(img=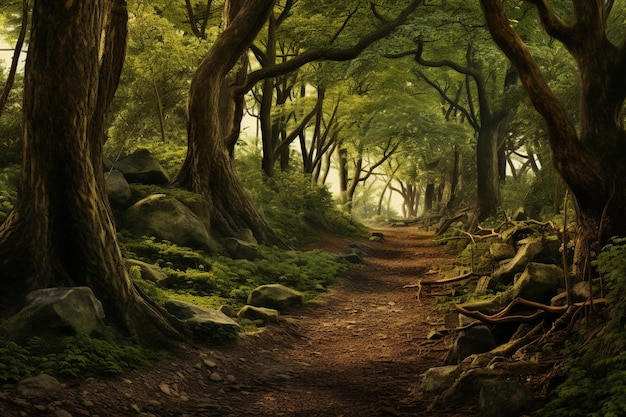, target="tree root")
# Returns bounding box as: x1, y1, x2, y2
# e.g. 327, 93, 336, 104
455, 297, 606, 325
